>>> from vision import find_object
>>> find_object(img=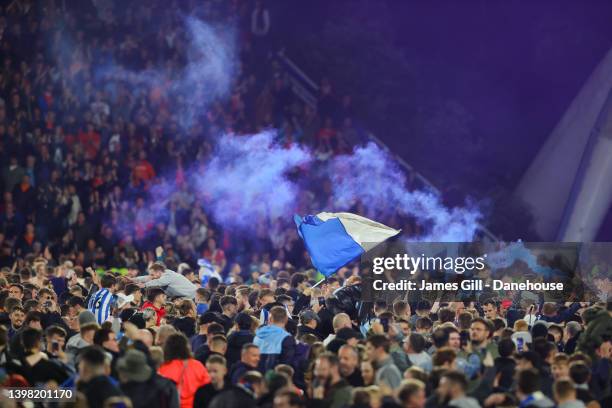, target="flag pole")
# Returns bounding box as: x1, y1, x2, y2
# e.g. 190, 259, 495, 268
312, 277, 326, 288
